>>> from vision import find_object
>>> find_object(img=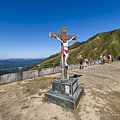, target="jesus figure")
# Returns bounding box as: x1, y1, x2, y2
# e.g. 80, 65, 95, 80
54, 35, 75, 69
